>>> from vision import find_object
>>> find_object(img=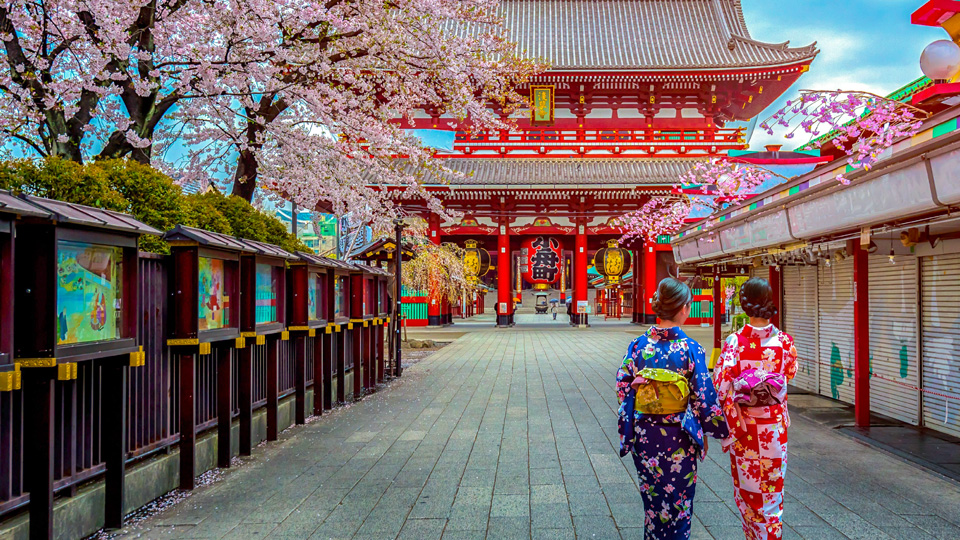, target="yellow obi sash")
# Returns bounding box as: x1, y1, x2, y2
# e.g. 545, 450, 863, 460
634, 368, 691, 415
